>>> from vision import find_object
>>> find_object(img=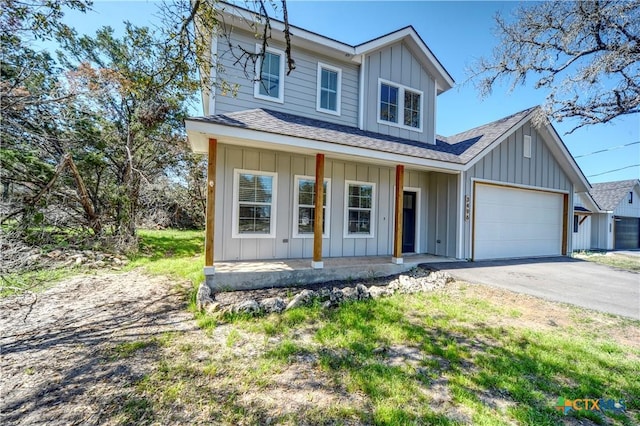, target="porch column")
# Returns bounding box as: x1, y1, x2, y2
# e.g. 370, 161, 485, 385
392, 164, 404, 264
312, 153, 325, 269
204, 138, 217, 274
